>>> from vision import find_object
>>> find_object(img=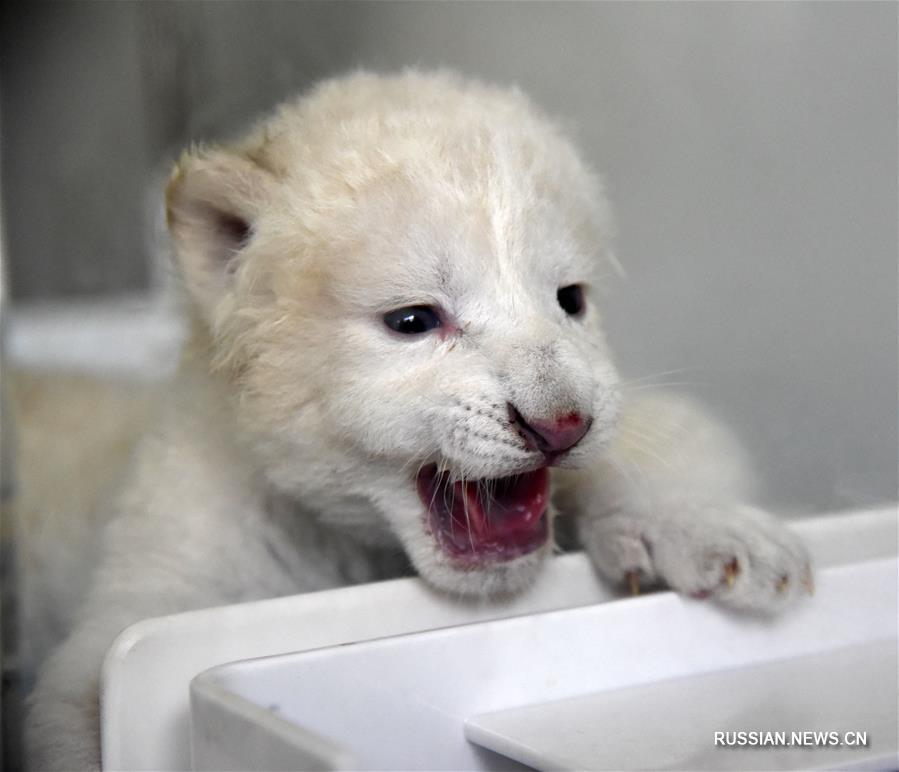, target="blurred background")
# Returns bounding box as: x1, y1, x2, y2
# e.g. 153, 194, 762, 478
0, 1, 896, 764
